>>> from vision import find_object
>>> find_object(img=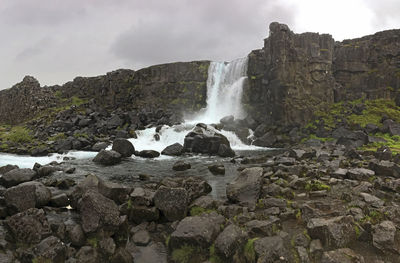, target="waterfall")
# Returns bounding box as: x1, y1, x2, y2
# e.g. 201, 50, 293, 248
130, 57, 258, 152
